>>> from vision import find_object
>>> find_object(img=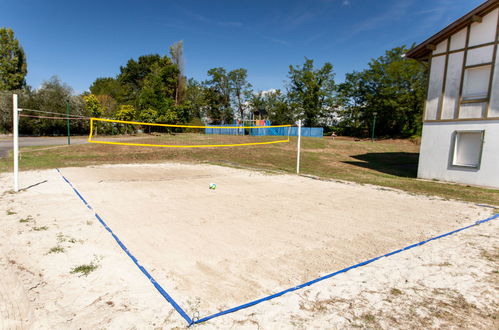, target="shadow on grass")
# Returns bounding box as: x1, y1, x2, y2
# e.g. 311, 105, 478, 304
344, 152, 419, 178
